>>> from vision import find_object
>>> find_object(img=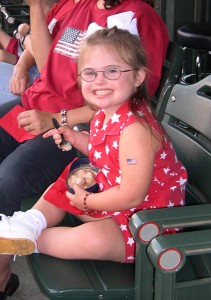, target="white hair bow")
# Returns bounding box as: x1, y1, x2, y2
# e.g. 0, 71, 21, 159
85, 11, 139, 38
